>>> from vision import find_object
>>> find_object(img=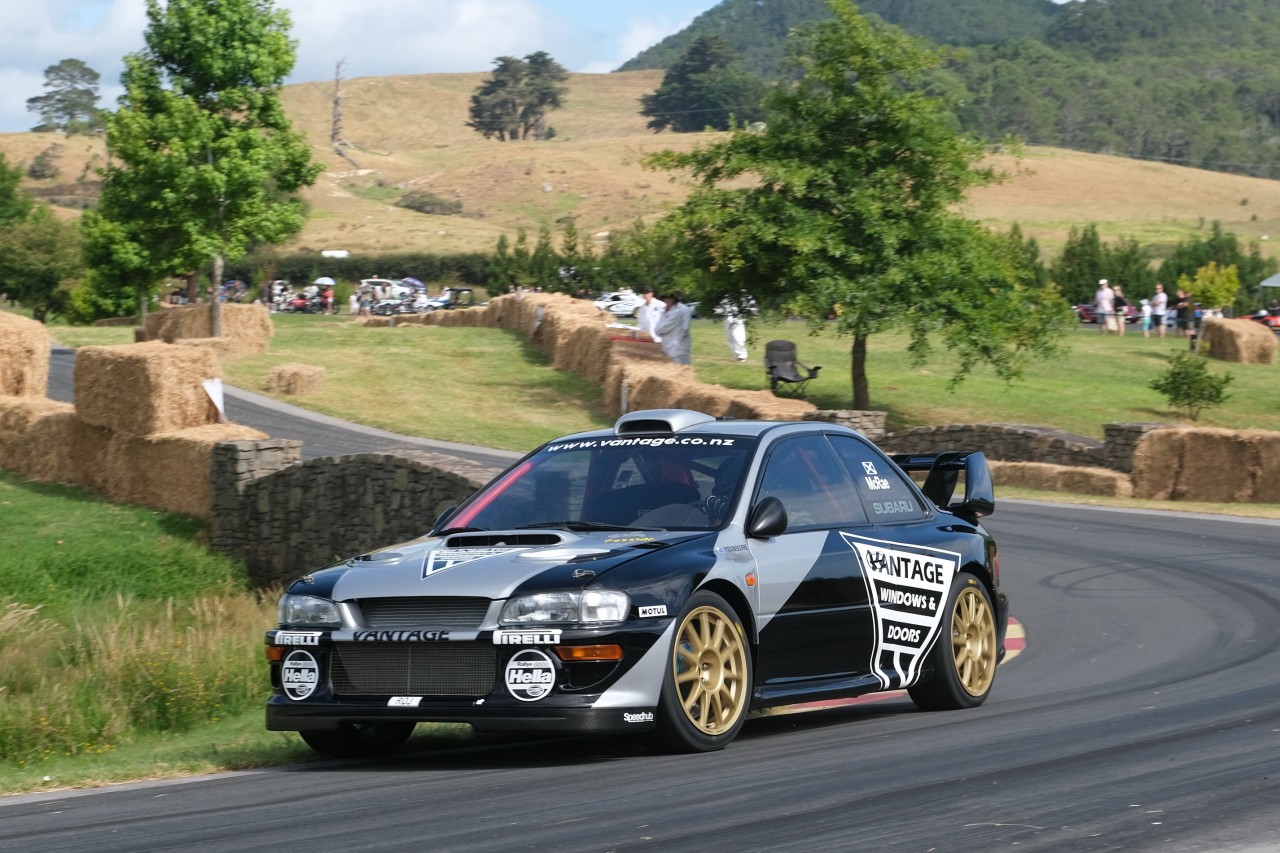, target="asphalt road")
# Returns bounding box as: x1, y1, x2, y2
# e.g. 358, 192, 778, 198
14, 351, 1279, 852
